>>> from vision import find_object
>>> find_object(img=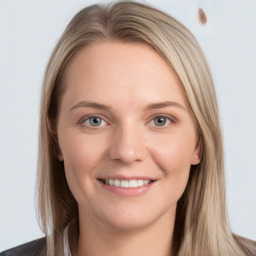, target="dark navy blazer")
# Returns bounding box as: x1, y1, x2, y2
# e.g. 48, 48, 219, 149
0, 237, 46, 256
